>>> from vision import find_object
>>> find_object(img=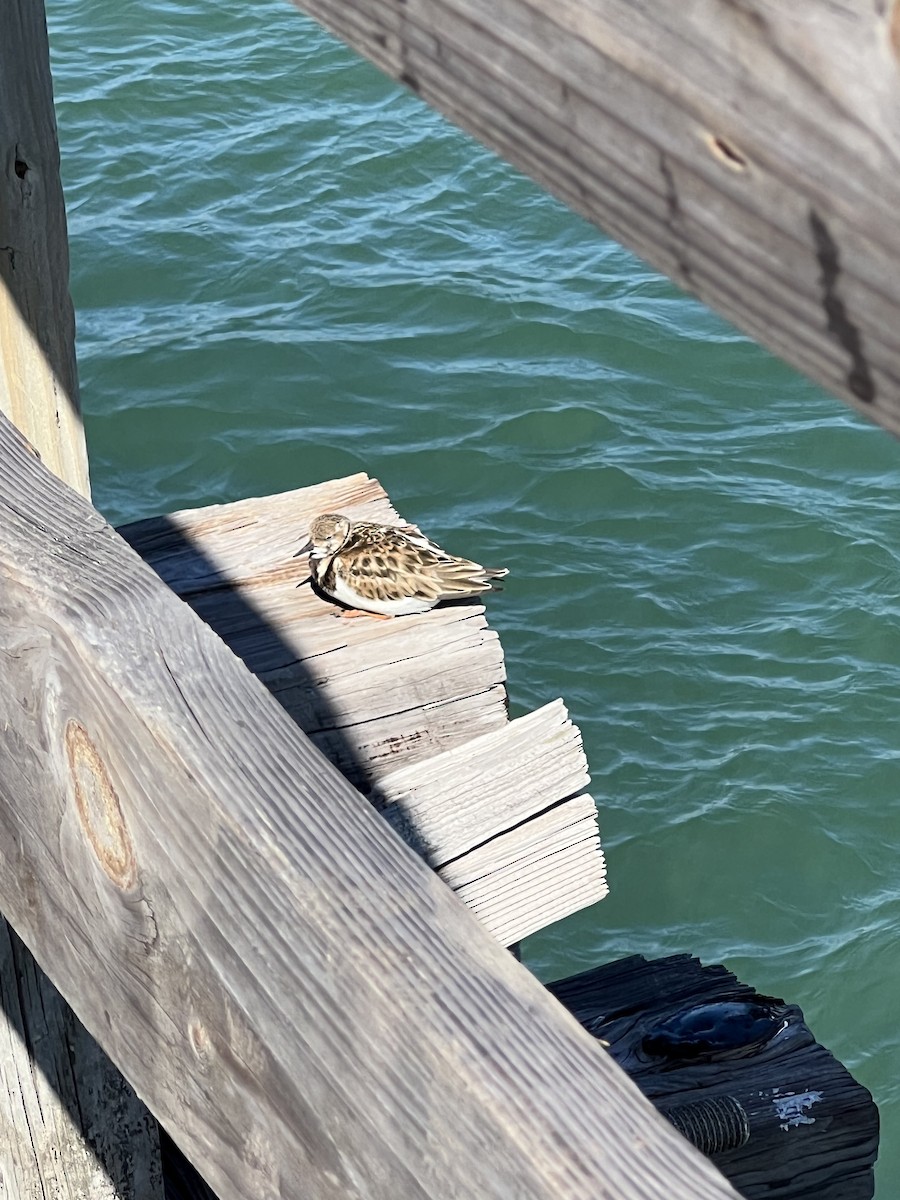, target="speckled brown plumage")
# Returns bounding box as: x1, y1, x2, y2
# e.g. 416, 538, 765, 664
299, 512, 508, 617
